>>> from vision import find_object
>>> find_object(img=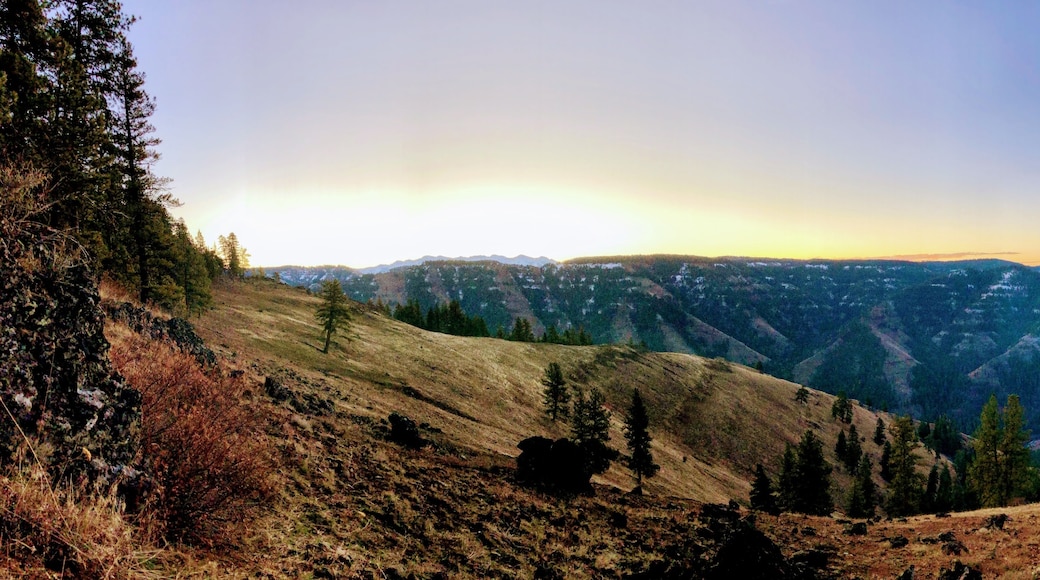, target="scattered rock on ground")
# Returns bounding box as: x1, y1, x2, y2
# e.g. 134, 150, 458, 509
936, 560, 982, 580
